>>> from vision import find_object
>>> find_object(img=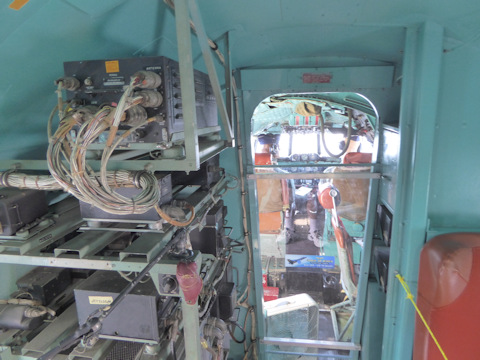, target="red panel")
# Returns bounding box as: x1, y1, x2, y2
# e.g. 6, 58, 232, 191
263, 275, 279, 301
259, 211, 282, 234
414, 233, 480, 360
255, 153, 272, 165
343, 152, 372, 164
